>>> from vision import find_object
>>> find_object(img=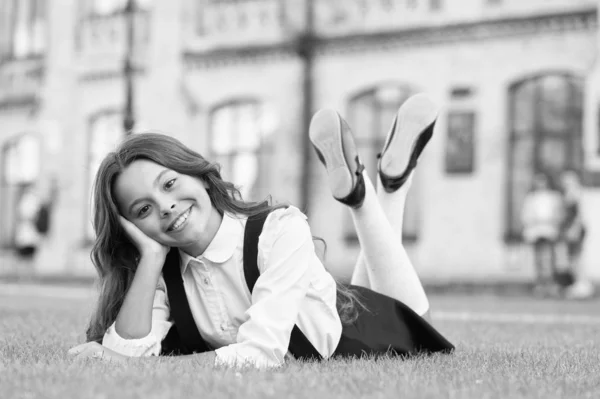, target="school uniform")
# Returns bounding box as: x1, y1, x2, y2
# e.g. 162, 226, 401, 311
102, 206, 453, 367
